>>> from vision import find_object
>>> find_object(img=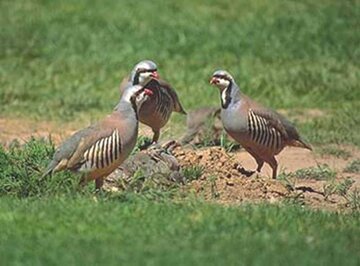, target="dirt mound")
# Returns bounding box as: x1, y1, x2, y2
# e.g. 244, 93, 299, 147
171, 145, 360, 211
